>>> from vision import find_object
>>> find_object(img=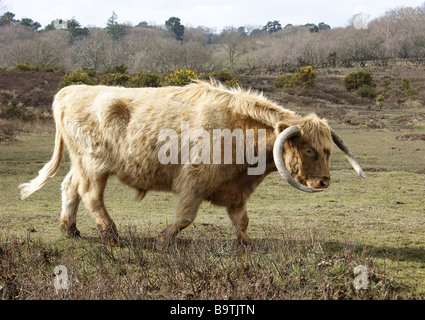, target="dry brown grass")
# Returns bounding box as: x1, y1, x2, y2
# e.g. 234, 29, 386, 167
0, 225, 405, 300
